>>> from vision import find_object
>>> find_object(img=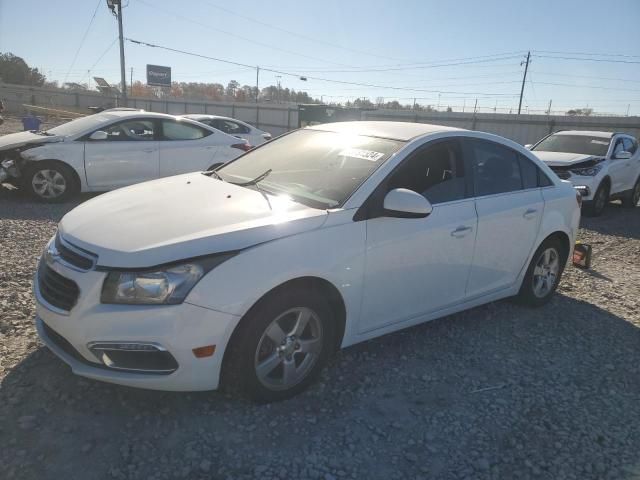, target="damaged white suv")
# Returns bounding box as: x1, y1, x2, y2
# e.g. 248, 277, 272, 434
529, 130, 640, 216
